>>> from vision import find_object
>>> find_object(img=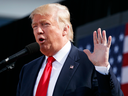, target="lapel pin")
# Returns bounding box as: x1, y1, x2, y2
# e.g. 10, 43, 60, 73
70, 65, 74, 69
